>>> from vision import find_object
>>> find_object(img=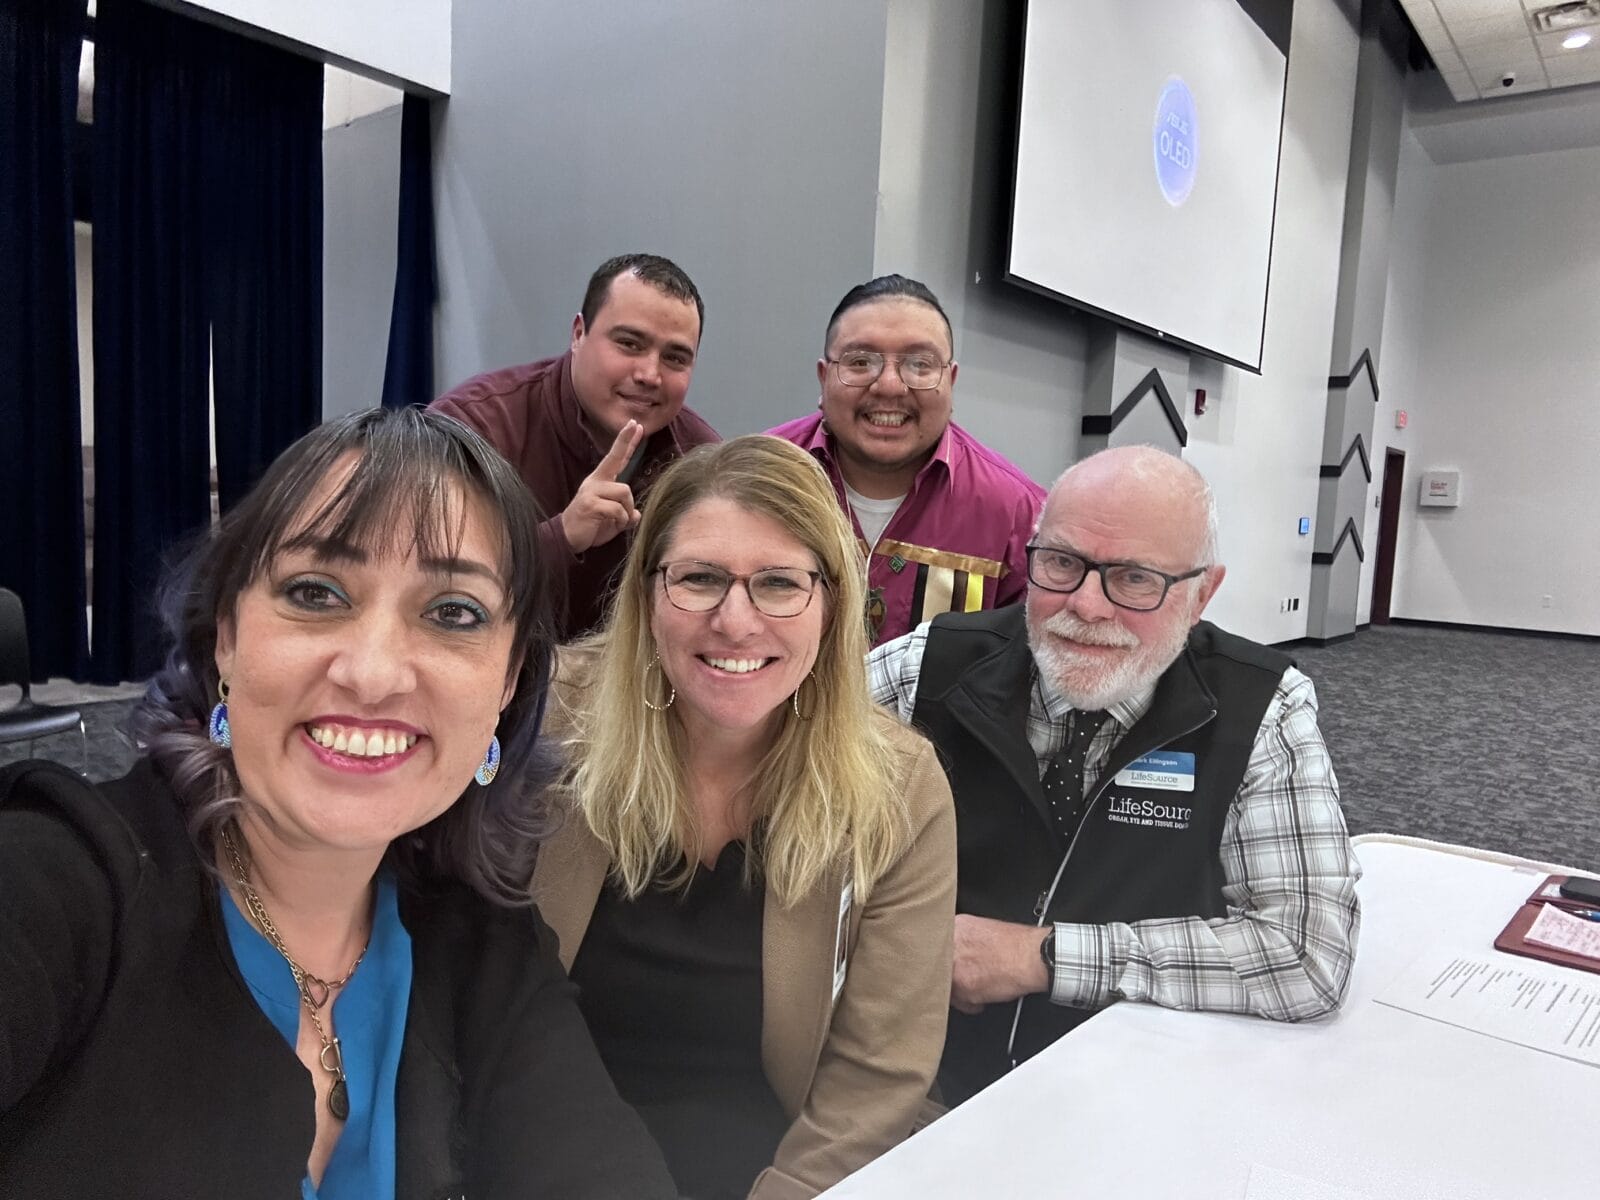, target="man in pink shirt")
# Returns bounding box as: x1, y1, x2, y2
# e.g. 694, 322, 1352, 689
768, 275, 1044, 646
